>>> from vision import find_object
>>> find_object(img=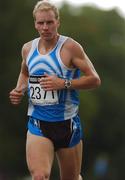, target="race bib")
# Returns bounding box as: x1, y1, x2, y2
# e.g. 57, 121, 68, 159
29, 76, 59, 106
